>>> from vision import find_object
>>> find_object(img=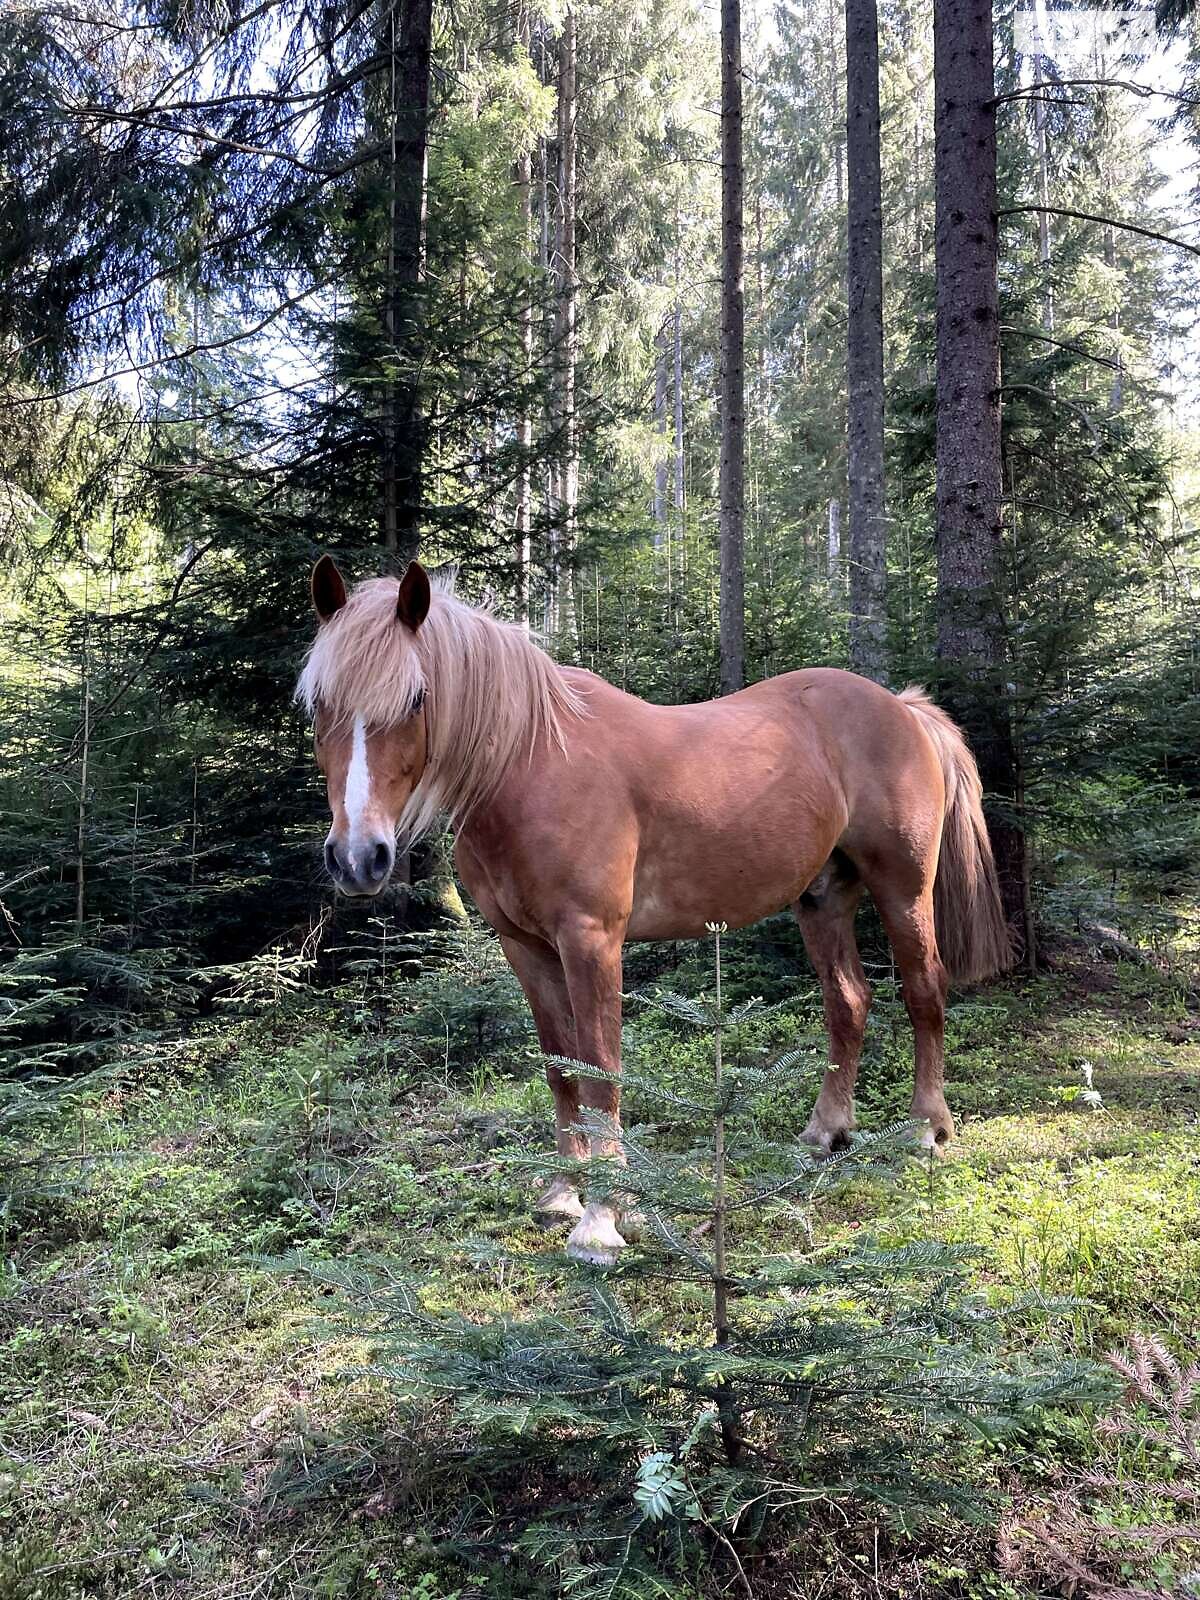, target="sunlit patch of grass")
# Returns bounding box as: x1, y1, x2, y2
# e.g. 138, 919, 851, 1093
870, 1134, 1200, 1345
